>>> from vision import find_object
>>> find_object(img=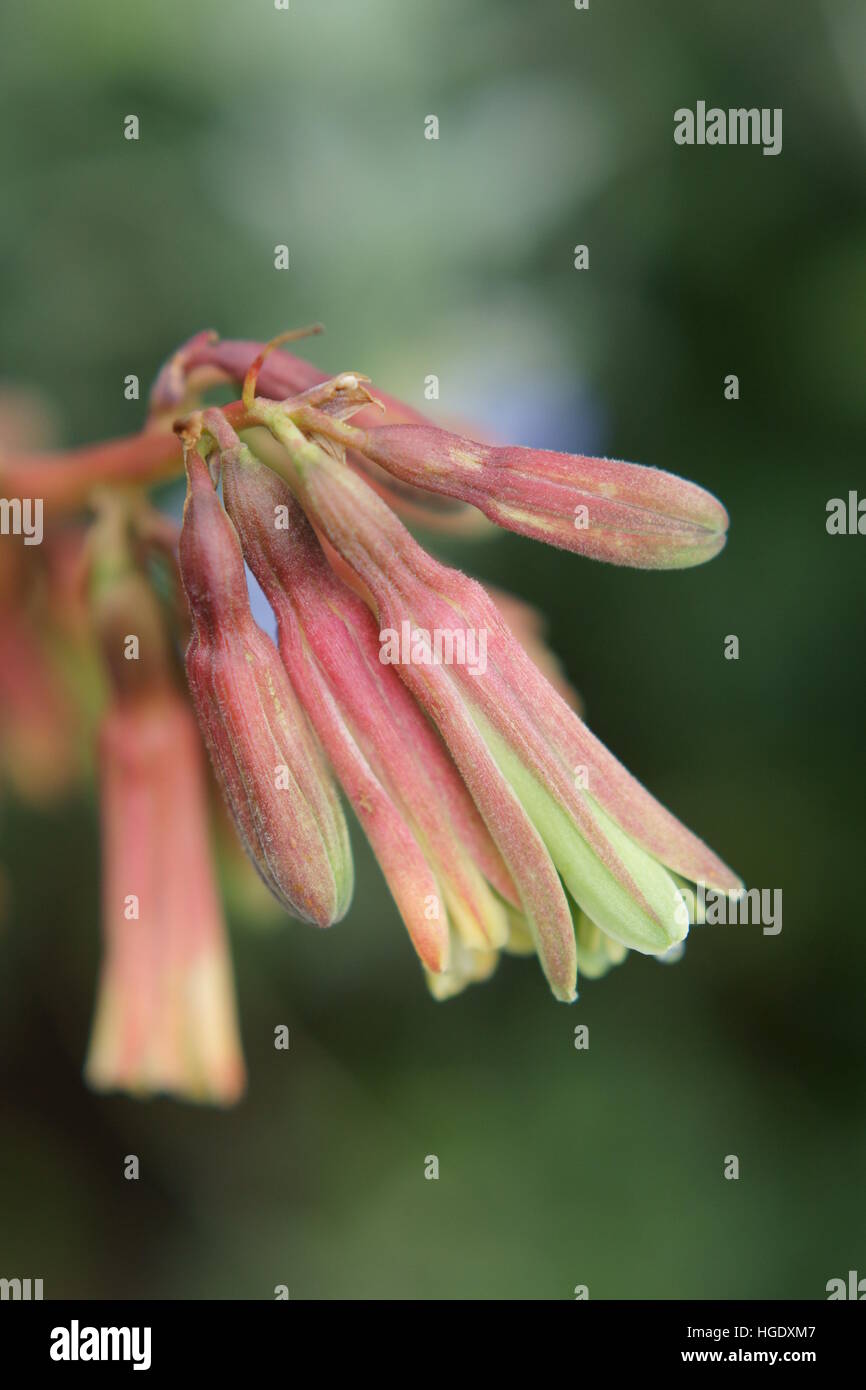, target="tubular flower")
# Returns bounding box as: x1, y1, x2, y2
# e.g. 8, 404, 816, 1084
214, 415, 515, 989
230, 391, 742, 1000
86, 692, 246, 1104
178, 439, 353, 927
85, 494, 245, 1103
